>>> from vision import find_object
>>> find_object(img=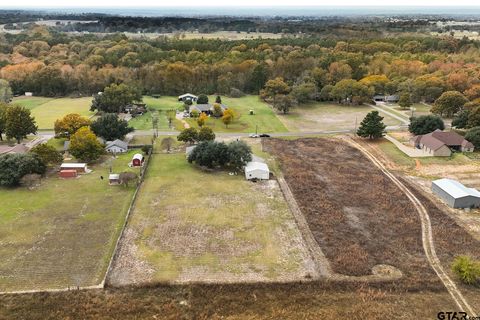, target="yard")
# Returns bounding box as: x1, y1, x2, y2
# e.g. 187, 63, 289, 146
12, 97, 94, 130
108, 152, 315, 285
128, 96, 182, 130
182, 95, 288, 133
277, 102, 402, 132
0, 151, 139, 292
